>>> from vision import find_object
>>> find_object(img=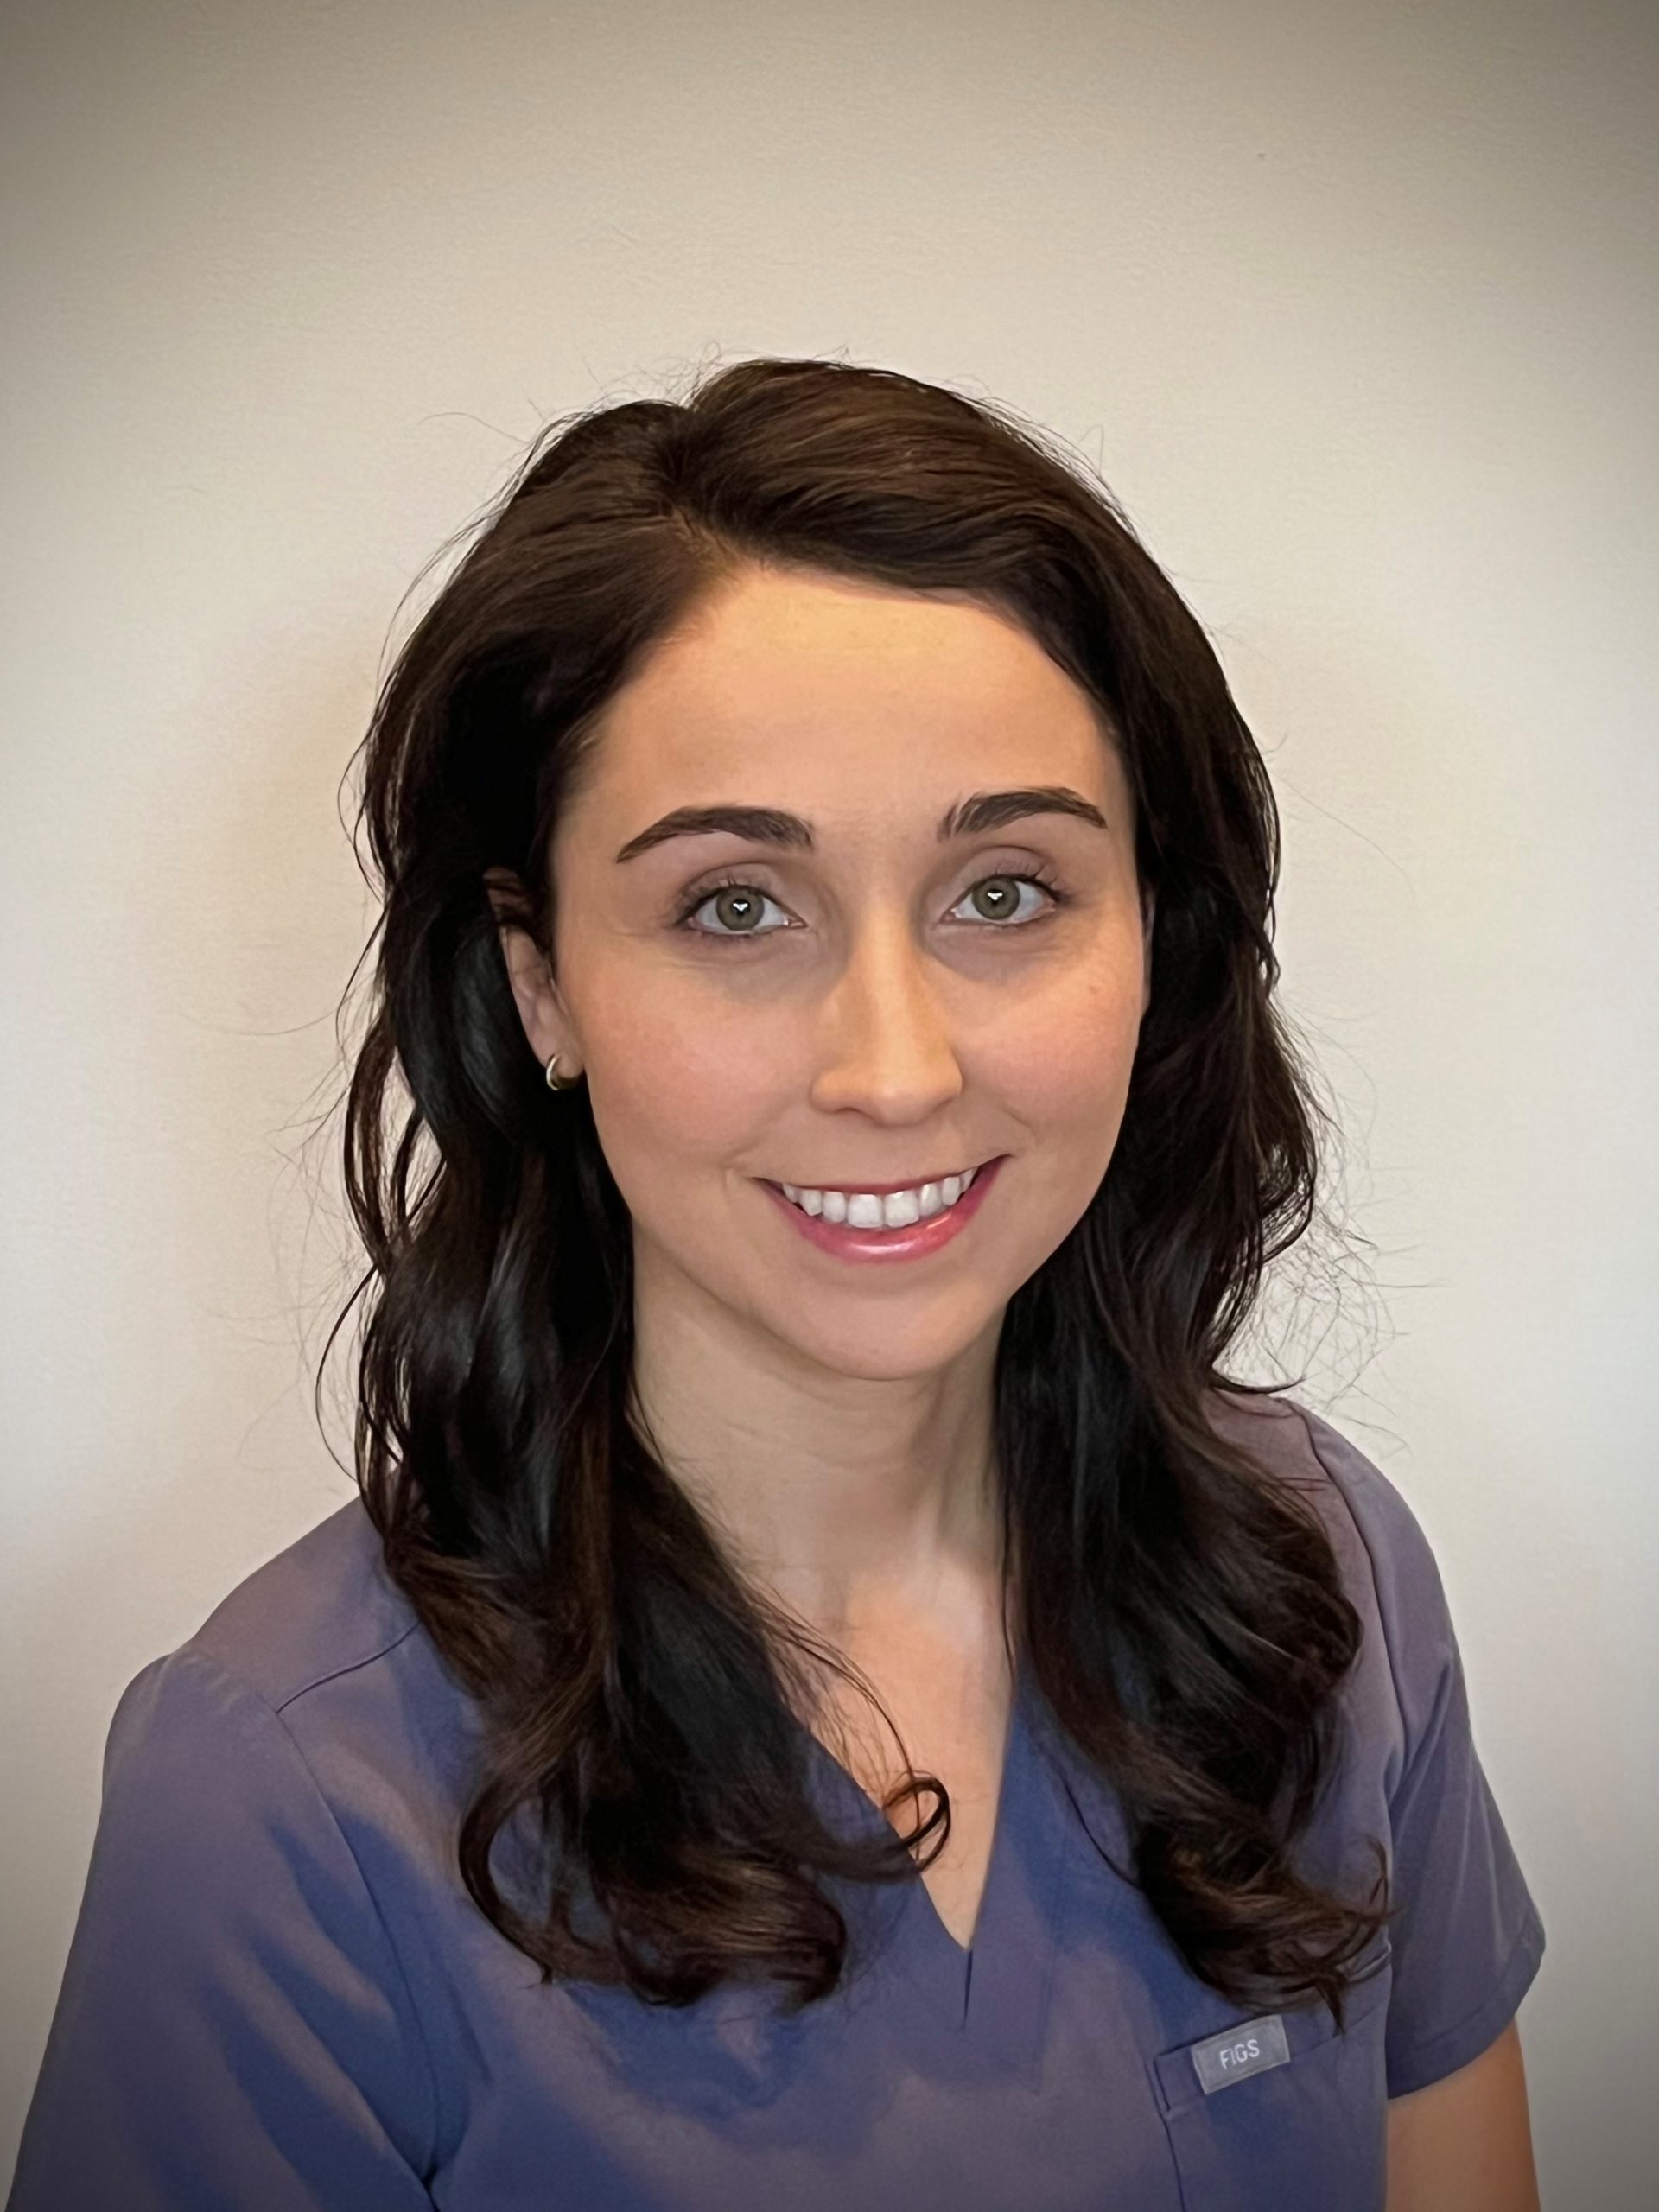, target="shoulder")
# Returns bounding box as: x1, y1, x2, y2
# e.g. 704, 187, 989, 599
21, 1503, 448, 2202
102, 1494, 446, 1828
180, 1492, 423, 1717
1201, 1386, 1449, 1624
1198, 1388, 1461, 1790
1198, 1396, 1549, 2094
88, 1494, 477, 1984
